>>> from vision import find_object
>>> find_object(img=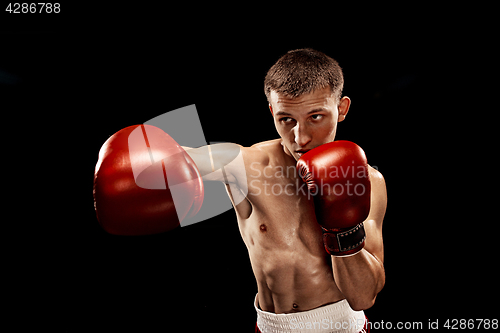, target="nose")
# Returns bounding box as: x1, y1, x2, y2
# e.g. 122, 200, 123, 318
293, 123, 312, 147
